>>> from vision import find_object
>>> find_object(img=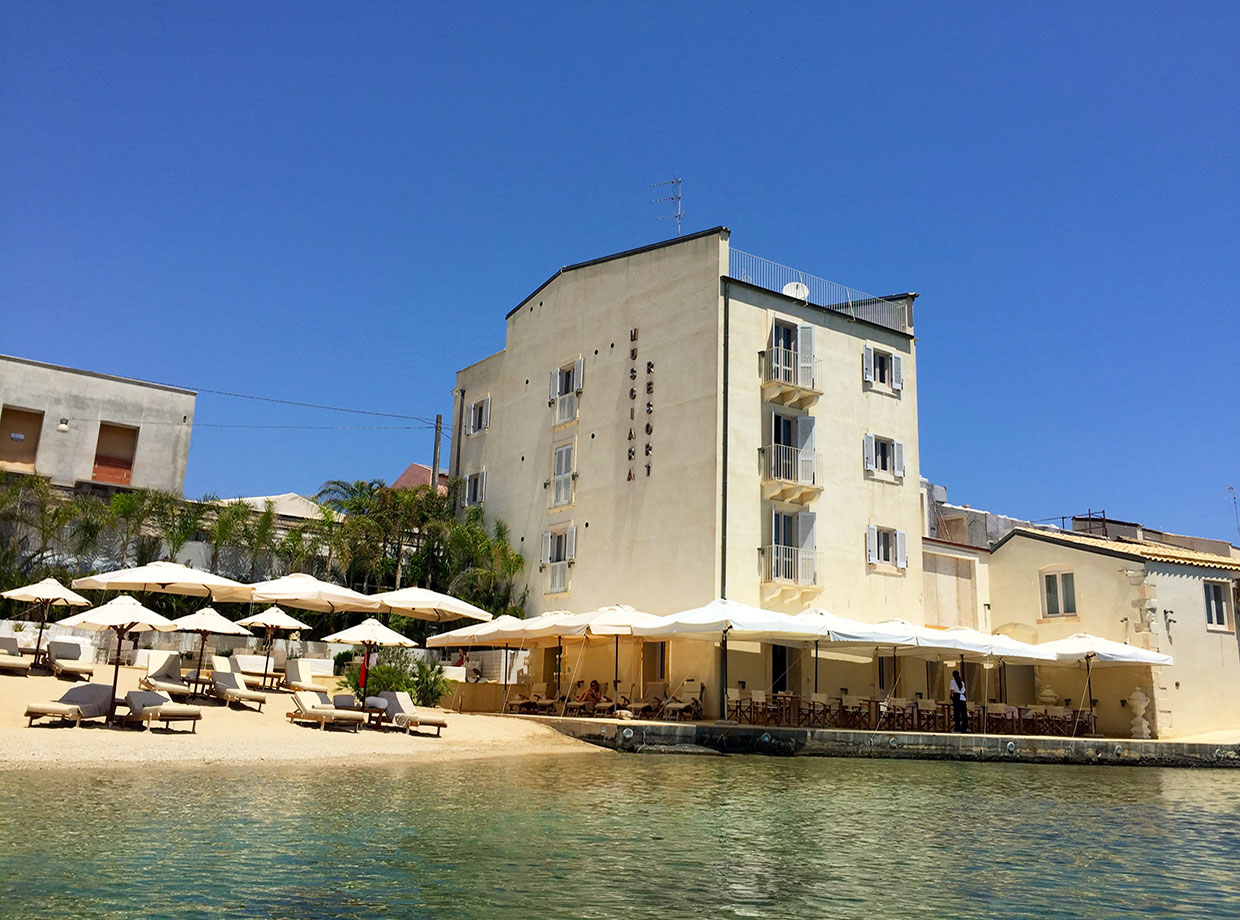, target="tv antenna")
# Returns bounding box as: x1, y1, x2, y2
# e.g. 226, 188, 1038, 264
1230, 485, 1240, 543
651, 177, 683, 237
